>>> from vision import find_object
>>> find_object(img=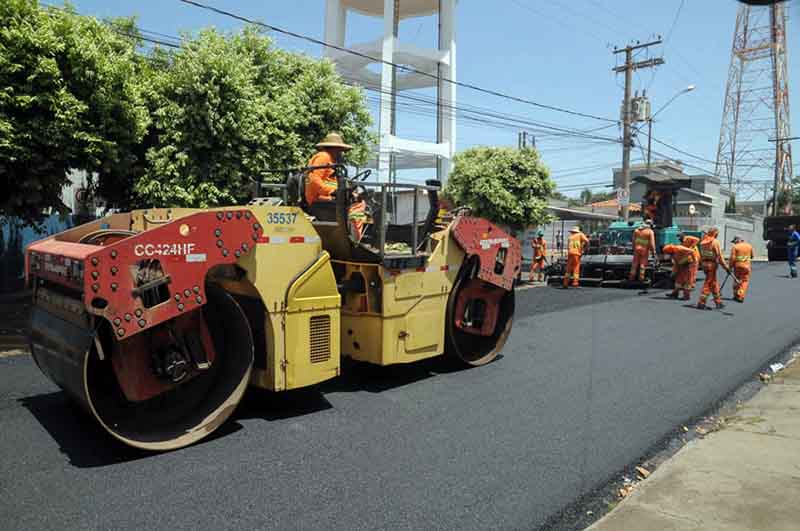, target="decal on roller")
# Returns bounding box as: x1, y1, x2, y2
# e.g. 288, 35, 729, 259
134, 243, 197, 257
